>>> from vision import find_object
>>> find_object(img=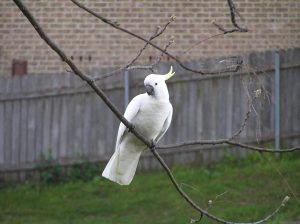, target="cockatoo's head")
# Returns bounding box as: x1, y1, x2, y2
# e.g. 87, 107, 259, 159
144, 66, 175, 100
